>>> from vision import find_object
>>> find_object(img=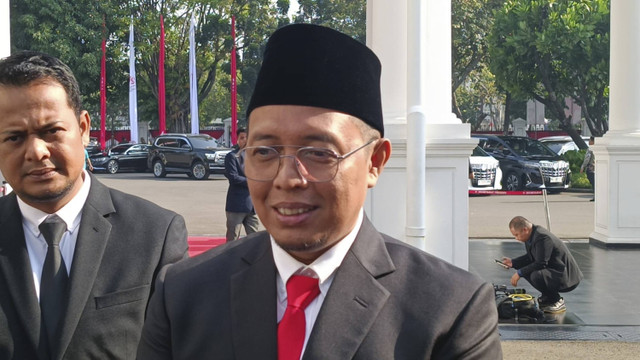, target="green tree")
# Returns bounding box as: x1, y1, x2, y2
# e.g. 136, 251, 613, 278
488, 0, 610, 147
10, 0, 282, 133
10, 0, 130, 130
294, 0, 366, 42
